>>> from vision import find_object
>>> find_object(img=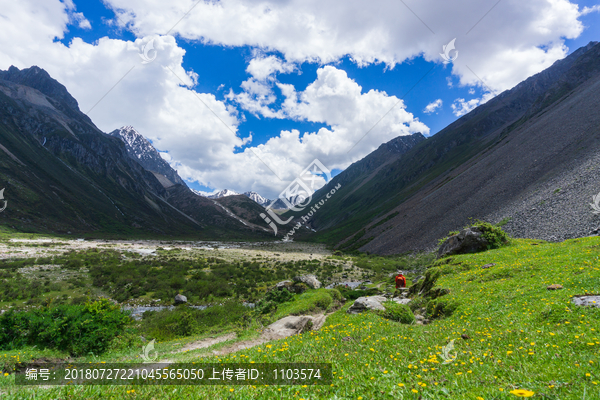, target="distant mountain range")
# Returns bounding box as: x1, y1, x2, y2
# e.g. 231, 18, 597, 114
191, 188, 287, 209
0, 65, 271, 238
293, 41, 600, 254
